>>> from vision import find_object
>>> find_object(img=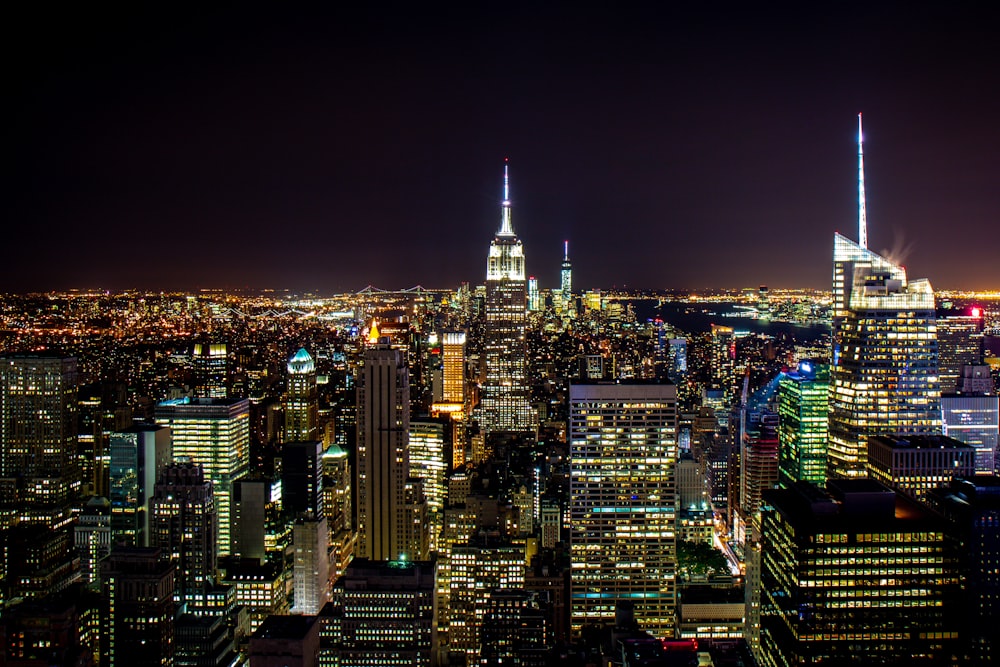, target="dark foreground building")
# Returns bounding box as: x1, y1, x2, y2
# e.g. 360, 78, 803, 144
759, 479, 959, 666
